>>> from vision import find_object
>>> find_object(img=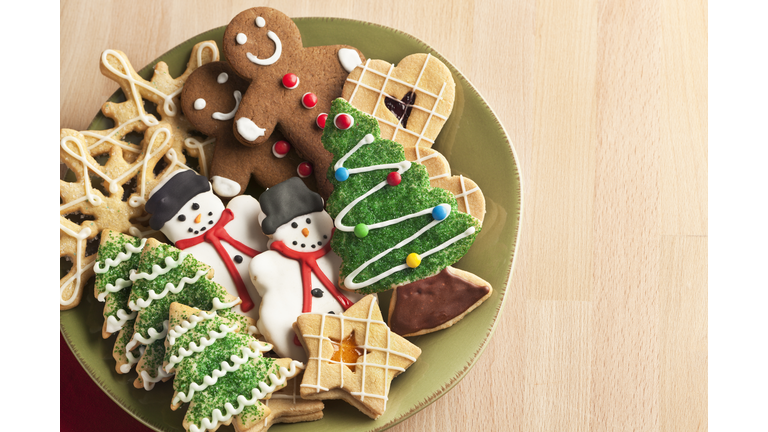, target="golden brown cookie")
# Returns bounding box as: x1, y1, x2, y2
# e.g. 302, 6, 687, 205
294, 295, 421, 419
342, 53, 455, 149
